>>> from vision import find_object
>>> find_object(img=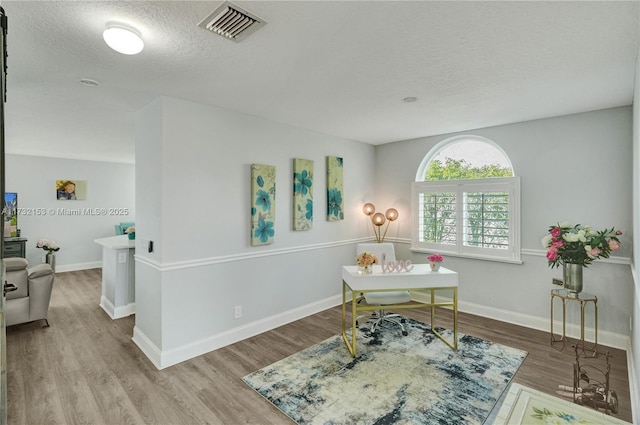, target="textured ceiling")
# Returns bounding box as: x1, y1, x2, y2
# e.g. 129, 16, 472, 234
3, 1, 639, 163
